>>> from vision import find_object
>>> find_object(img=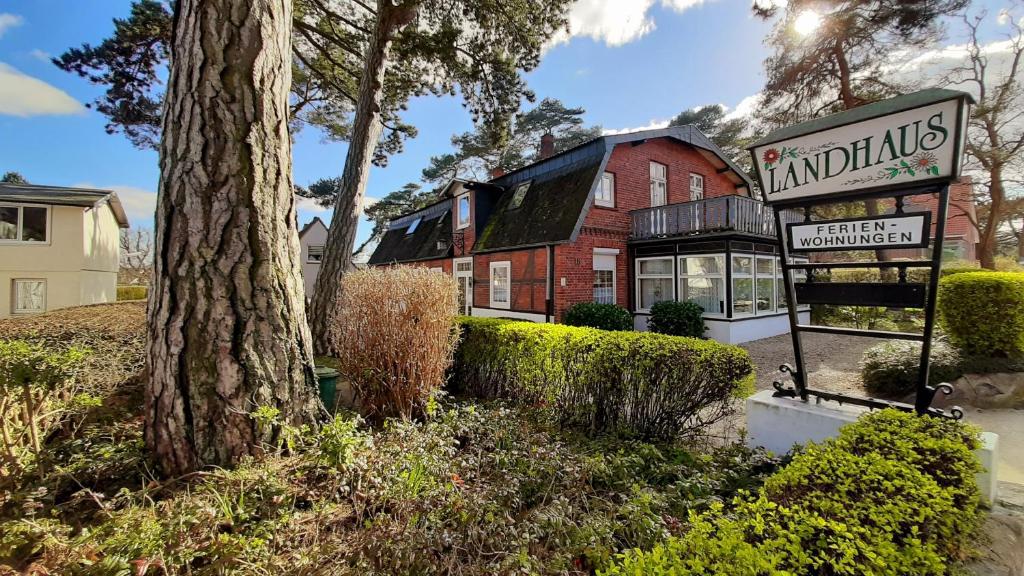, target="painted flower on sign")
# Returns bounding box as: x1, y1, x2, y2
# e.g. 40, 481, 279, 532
913, 152, 940, 175
763, 148, 781, 166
